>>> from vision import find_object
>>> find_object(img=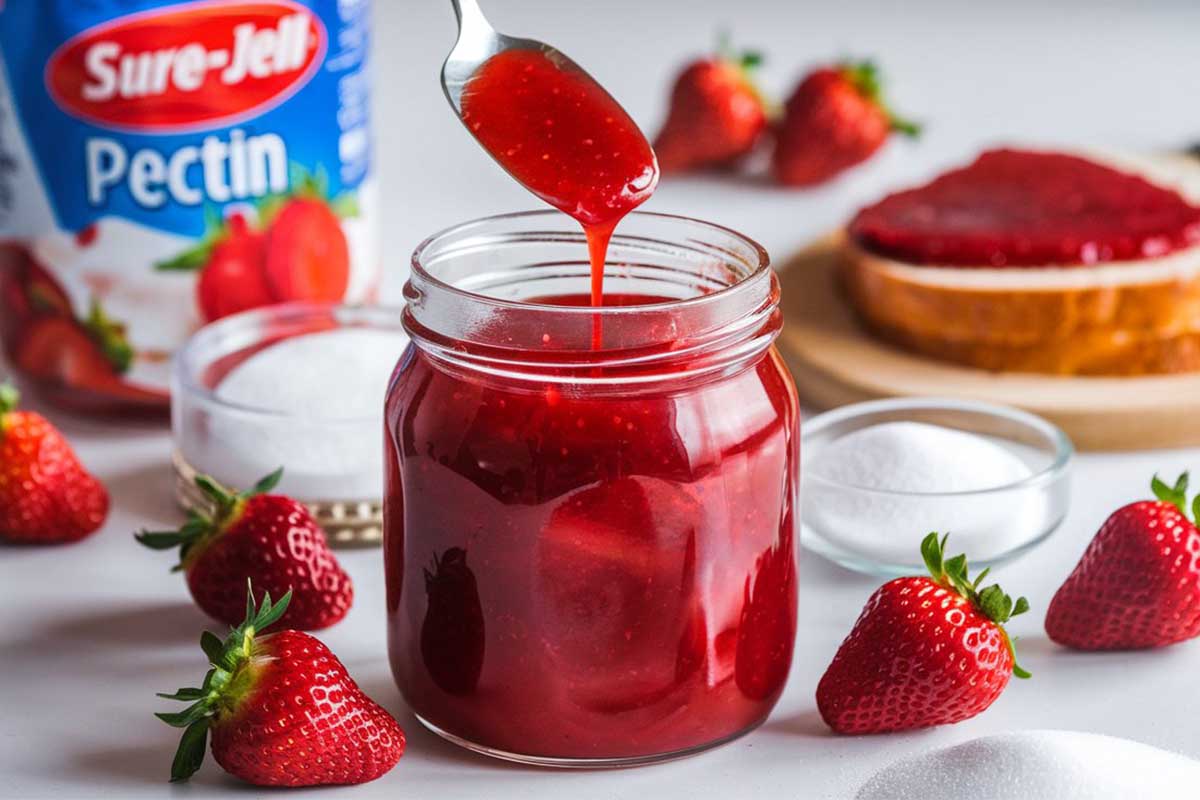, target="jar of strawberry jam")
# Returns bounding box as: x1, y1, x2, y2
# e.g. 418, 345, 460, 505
385, 211, 799, 766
